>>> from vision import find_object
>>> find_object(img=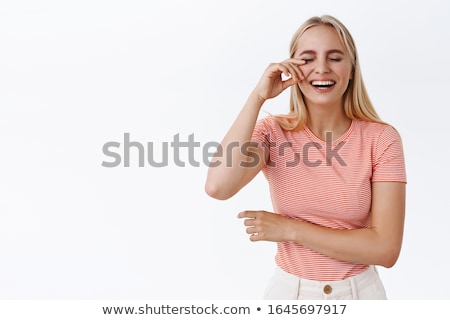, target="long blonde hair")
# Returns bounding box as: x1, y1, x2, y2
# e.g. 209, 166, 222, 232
275, 15, 383, 130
